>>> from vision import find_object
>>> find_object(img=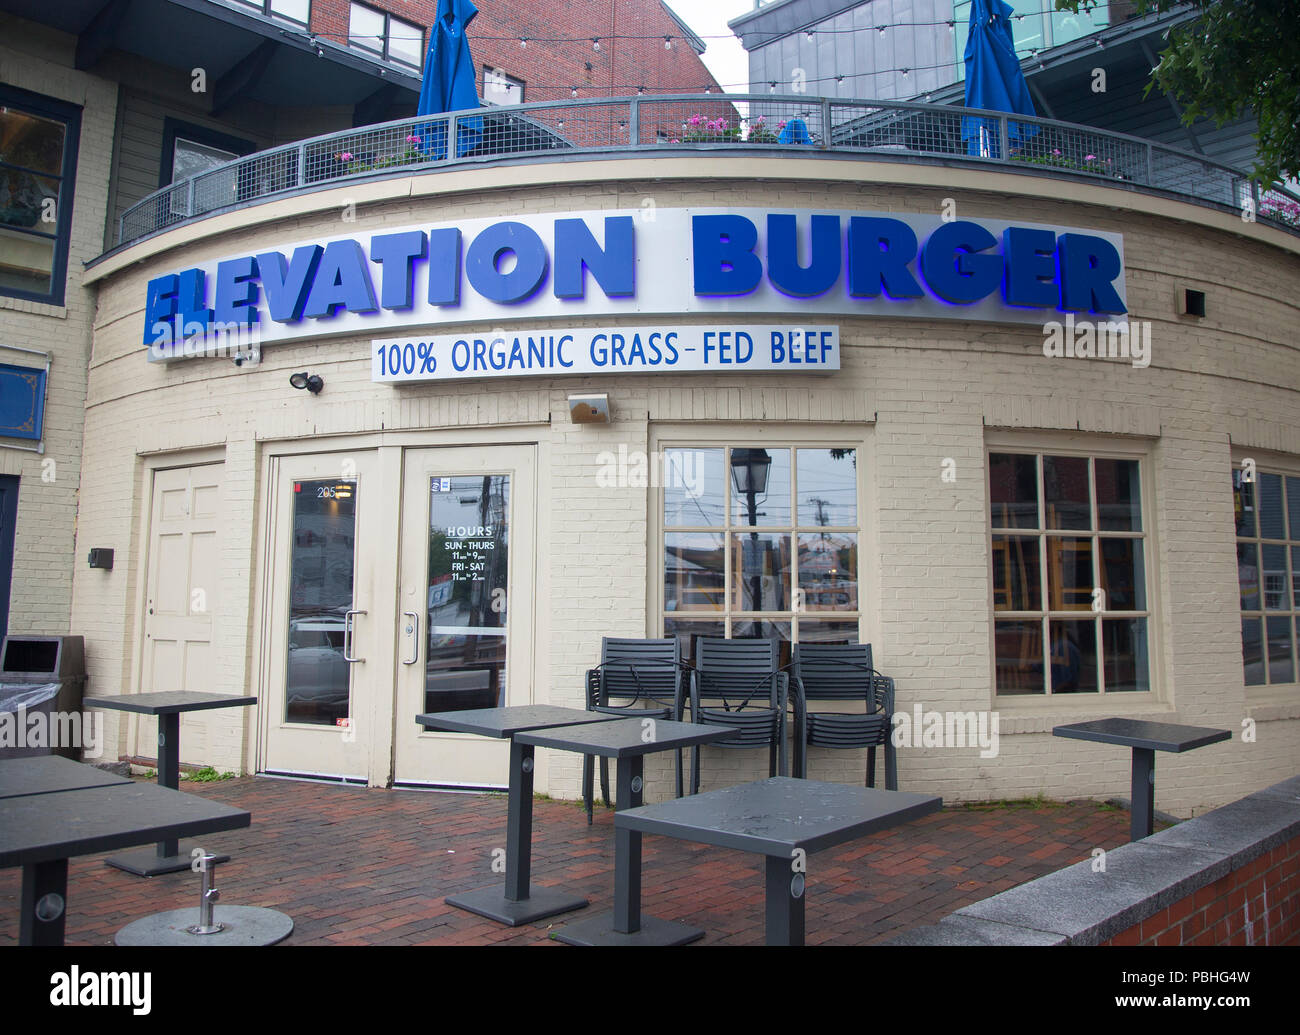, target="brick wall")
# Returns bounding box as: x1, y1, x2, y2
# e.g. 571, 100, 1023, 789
309, 0, 724, 101
1103, 837, 1300, 946
0, 17, 118, 642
